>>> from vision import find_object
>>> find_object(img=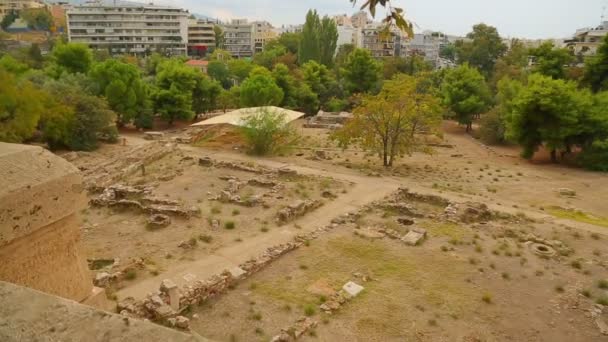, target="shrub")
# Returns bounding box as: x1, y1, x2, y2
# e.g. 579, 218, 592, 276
224, 221, 236, 230
478, 108, 506, 145
239, 108, 298, 155
579, 140, 608, 172
482, 293, 492, 303
304, 304, 316, 316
